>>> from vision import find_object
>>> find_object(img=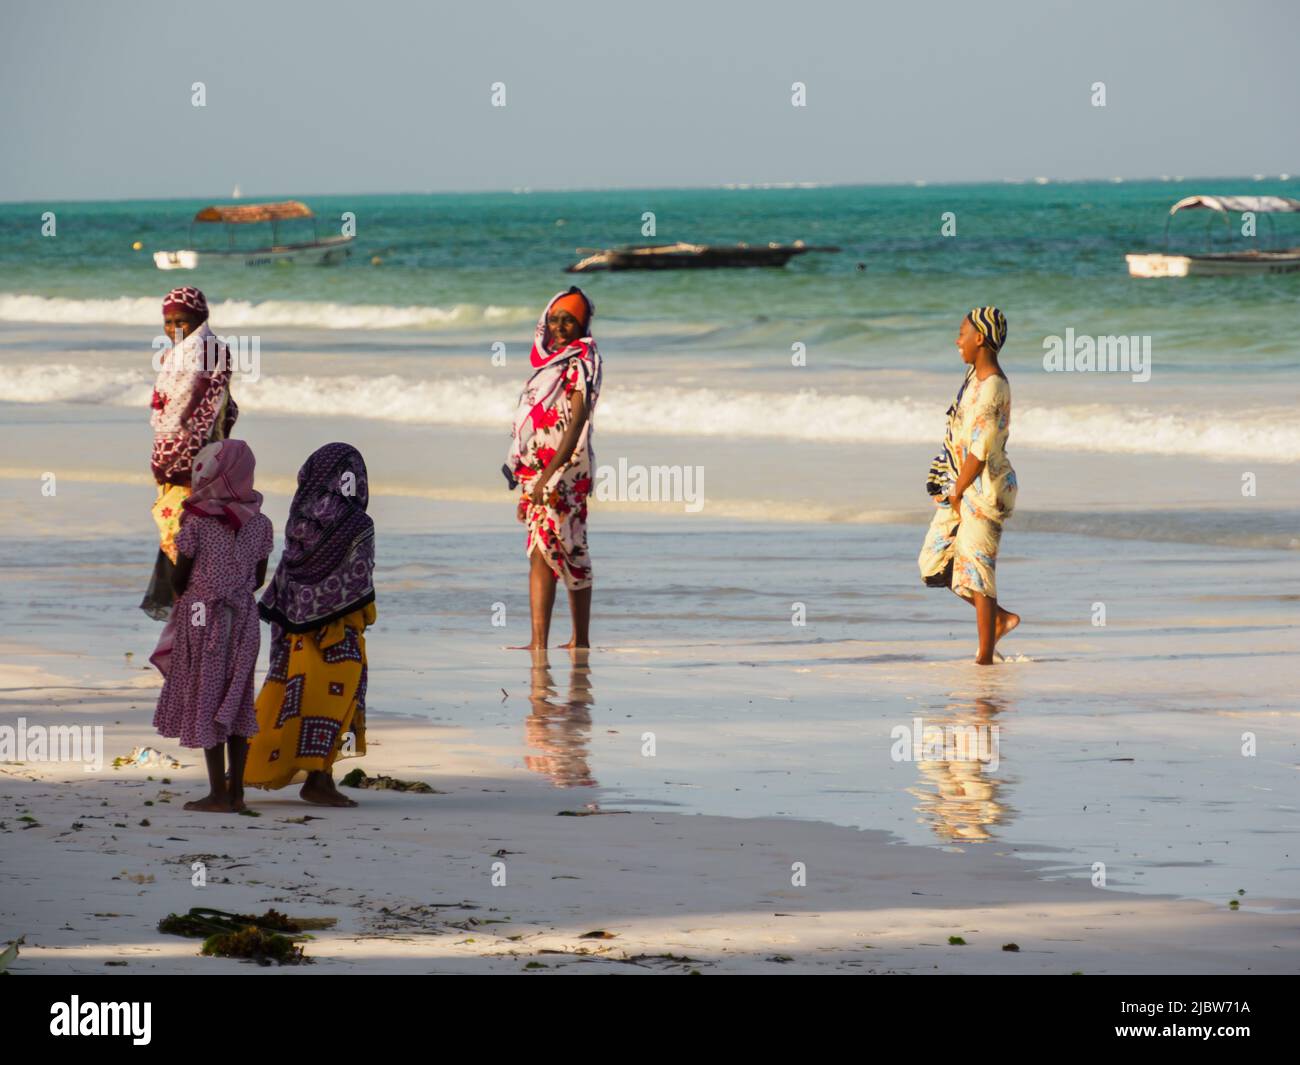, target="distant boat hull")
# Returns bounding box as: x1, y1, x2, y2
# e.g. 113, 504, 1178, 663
154, 235, 354, 270
568, 241, 839, 273
1126, 249, 1300, 277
